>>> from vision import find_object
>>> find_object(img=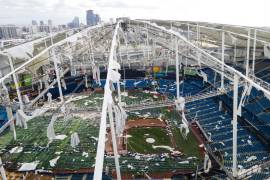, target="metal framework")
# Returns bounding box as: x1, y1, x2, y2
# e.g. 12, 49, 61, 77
1, 18, 270, 180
